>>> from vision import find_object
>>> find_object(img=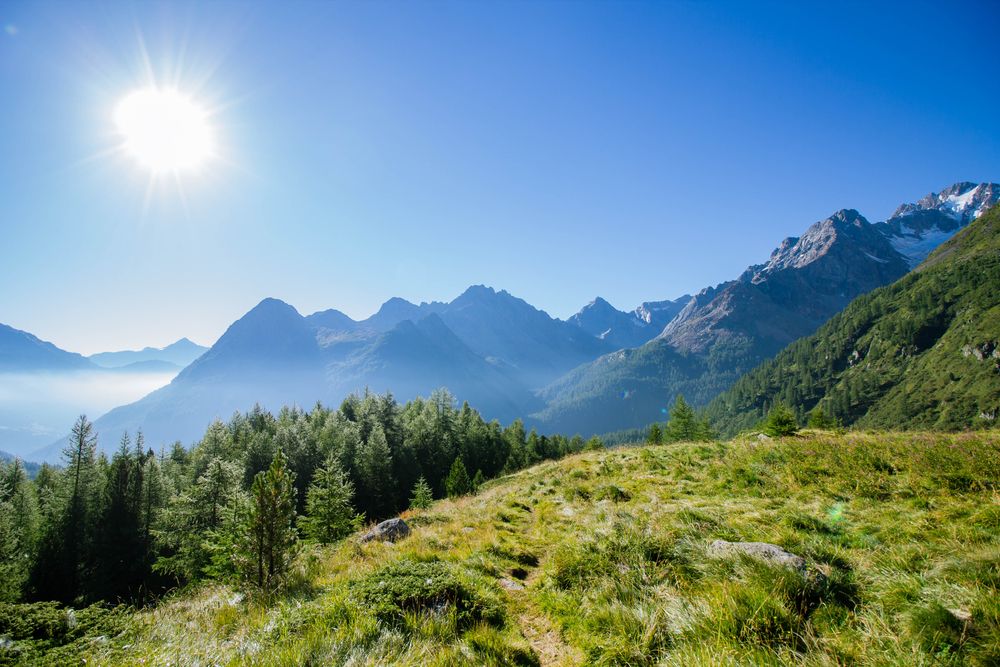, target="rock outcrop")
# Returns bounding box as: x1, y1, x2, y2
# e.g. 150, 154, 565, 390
359, 518, 411, 544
